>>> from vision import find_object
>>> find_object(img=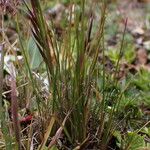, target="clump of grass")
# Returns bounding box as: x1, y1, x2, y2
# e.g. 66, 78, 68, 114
1, 0, 146, 149
21, 0, 93, 145
19, 0, 129, 149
